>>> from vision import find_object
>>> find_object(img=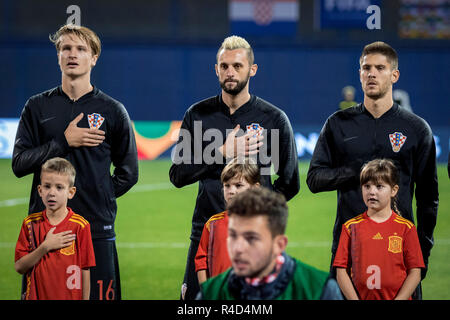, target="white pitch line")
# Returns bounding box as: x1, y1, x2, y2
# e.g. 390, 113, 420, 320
289, 241, 331, 248
129, 182, 176, 193
0, 197, 29, 208
115, 241, 332, 249
0, 241, 328, 249
0, 182, 188, 208
117, 242, 188, 249
117, 239, 450, 248
2, 240, 450, 249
